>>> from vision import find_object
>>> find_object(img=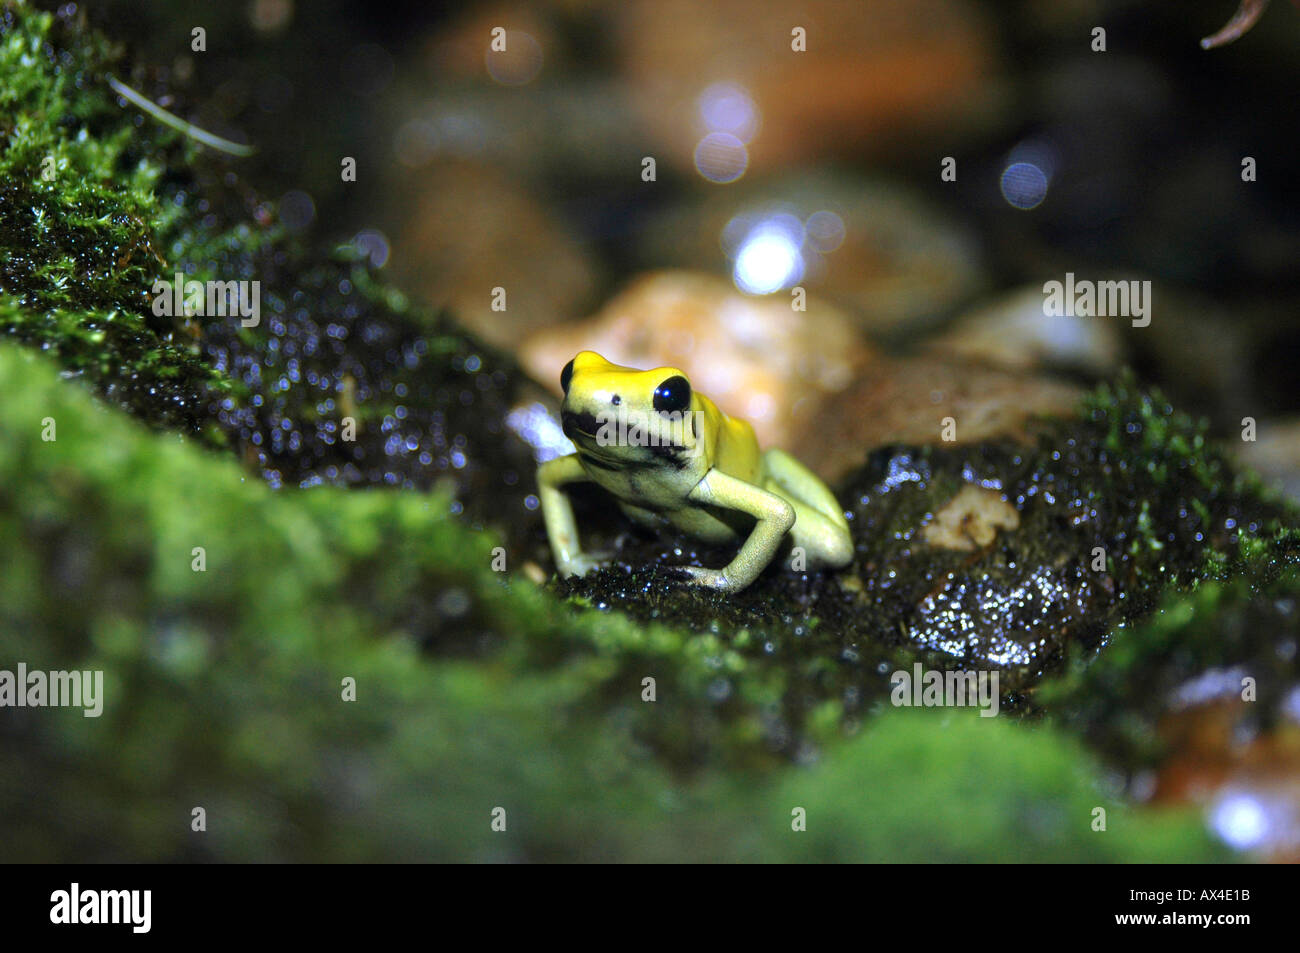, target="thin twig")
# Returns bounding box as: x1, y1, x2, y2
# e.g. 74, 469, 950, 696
107, 75, 256, 157
1201, 0, 1271, 49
